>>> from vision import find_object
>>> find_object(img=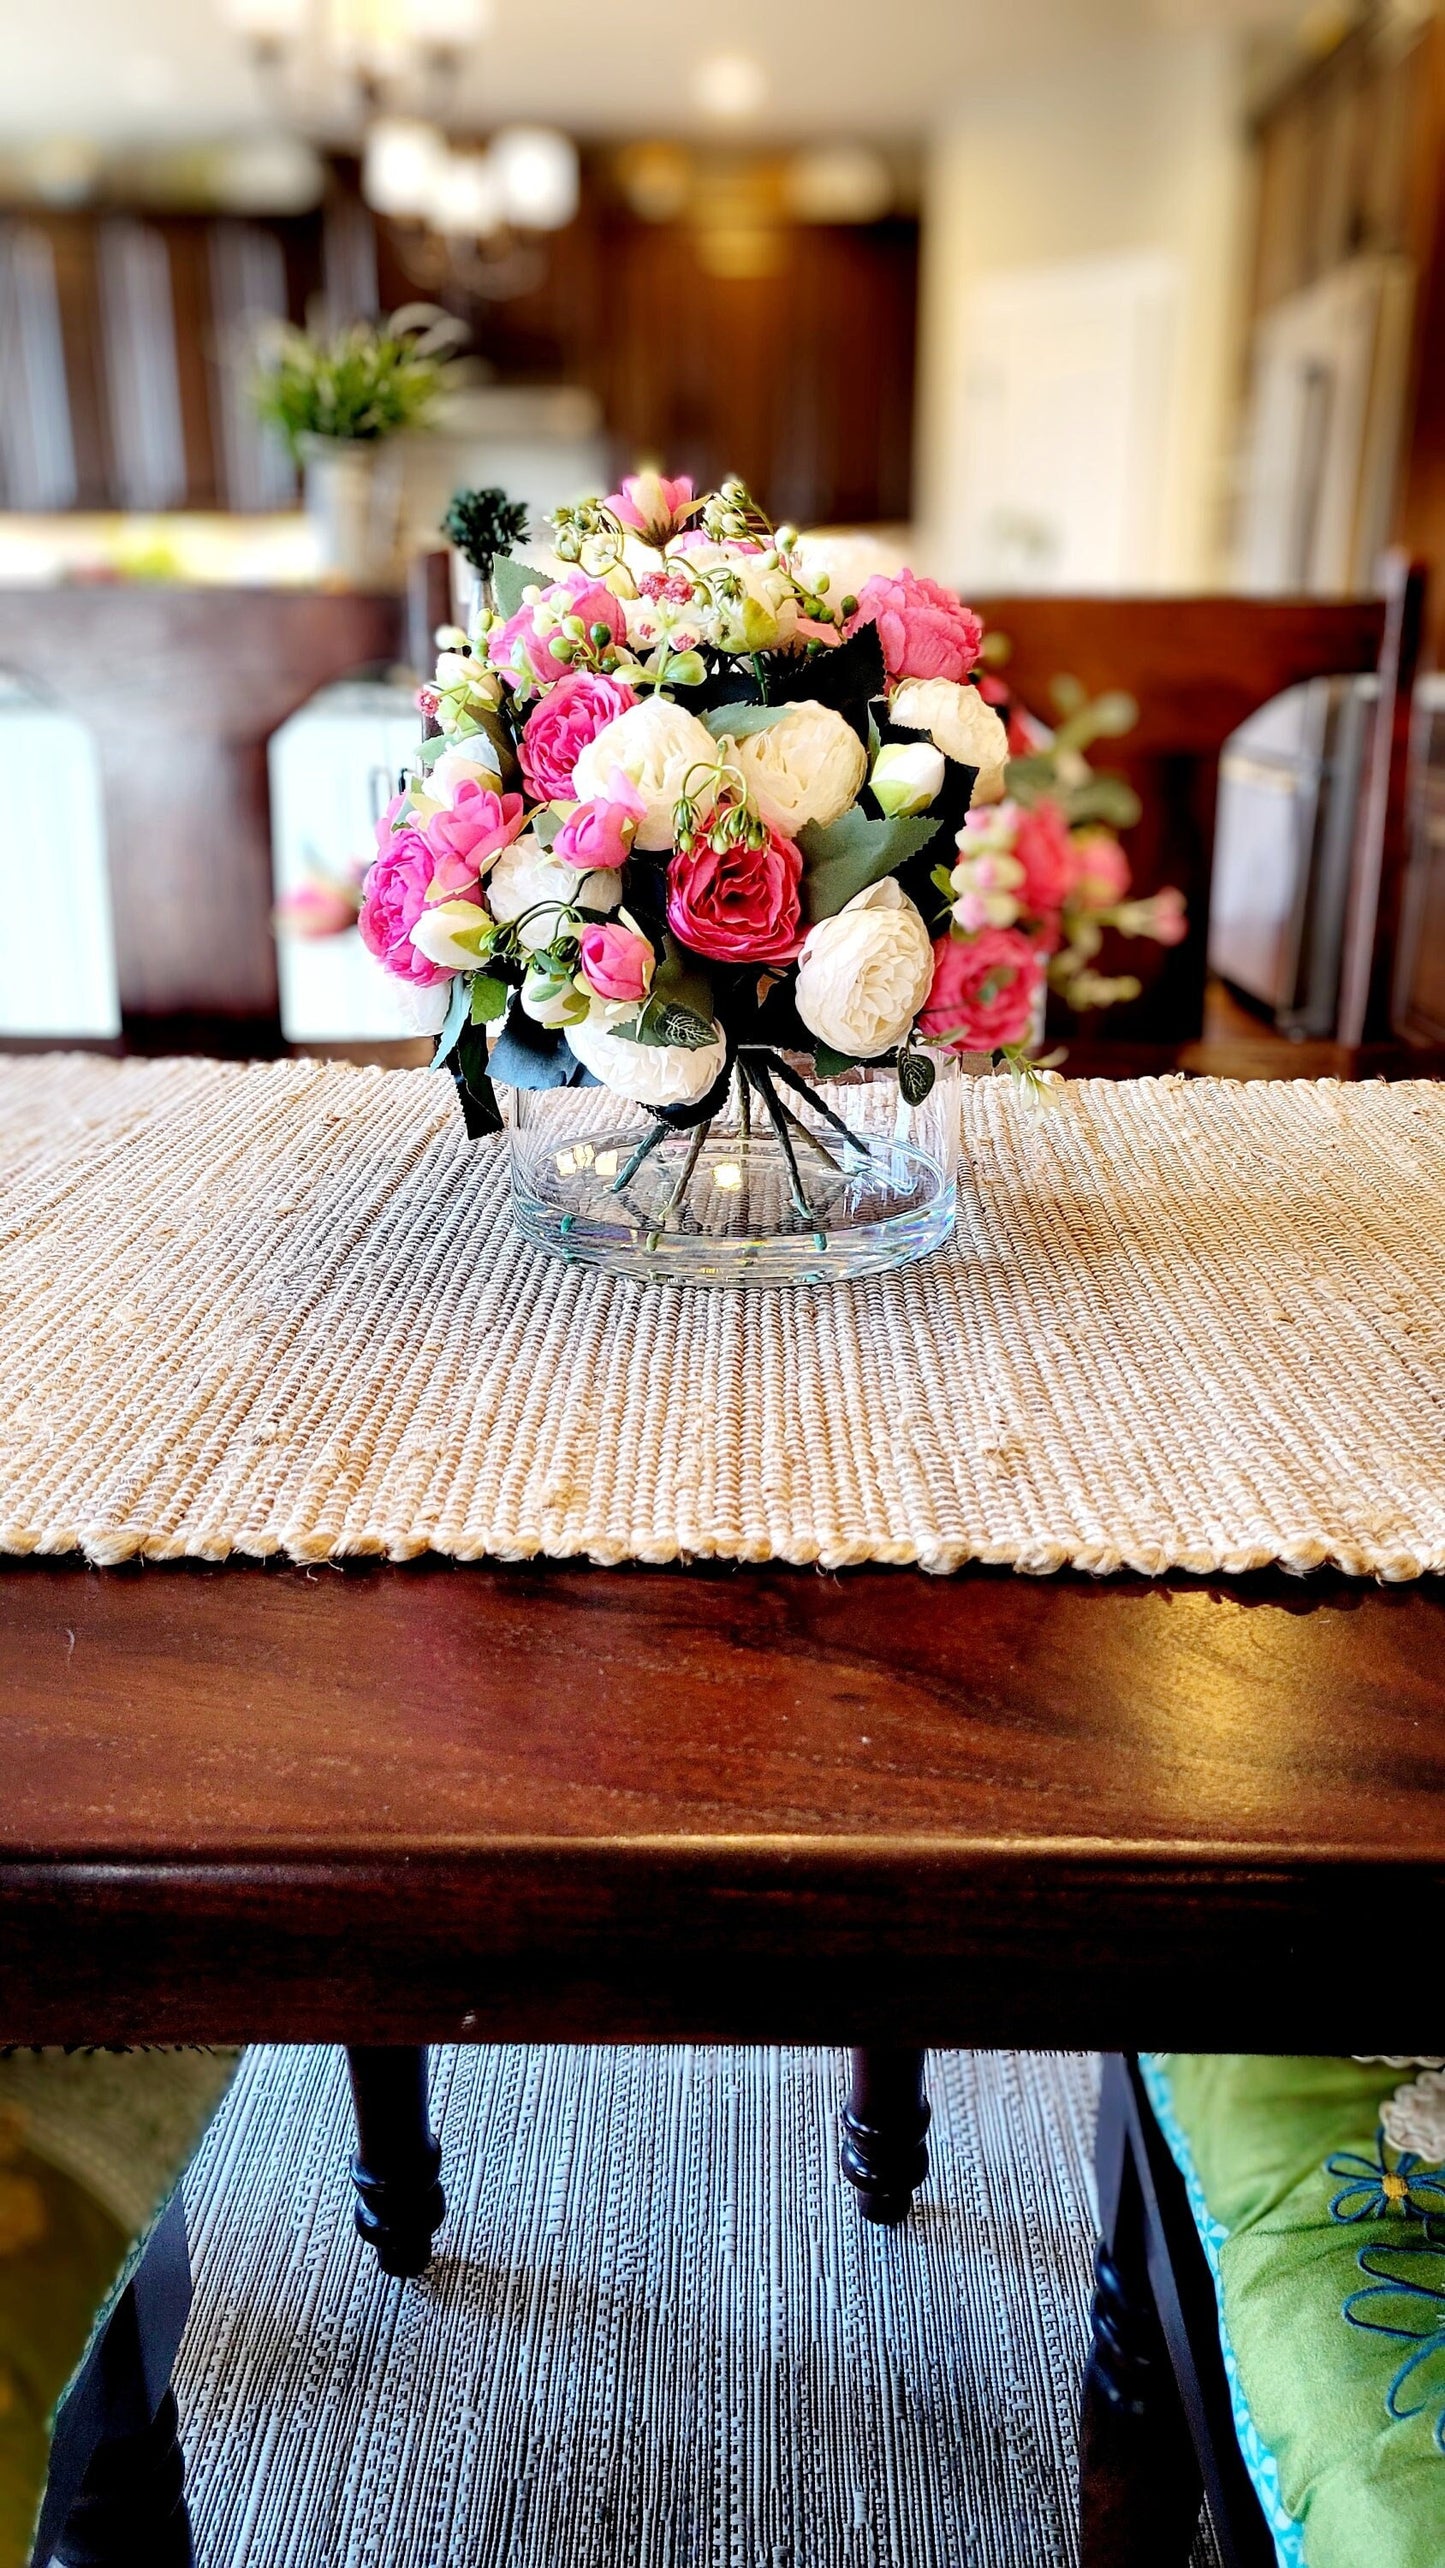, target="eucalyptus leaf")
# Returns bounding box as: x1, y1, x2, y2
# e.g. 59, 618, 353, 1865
490, 555, 541, 621
431, 971, 473, 1073
798, 809, 942, 924
701, 700, 795, 743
